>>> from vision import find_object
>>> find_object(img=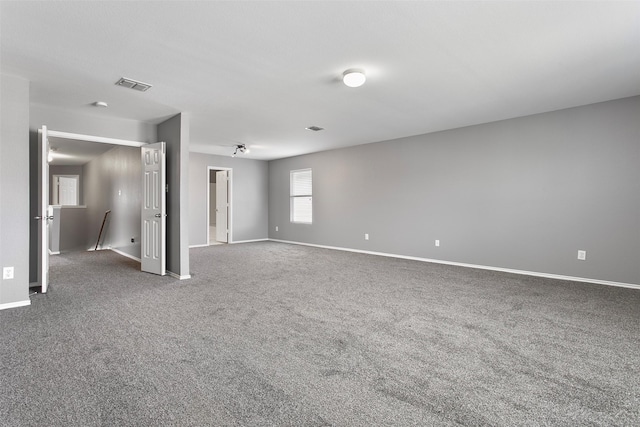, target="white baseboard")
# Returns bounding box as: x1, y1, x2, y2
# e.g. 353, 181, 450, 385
269, 239, 640, 290
0, 299, 31, 311
48, 249, 60, 255
108, 249, 190, 279
190, 238, 268, 248
189, 243, 210, 248
167, 271, 191, 280
231, 238, 269, 244
110, 248, 141, 263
